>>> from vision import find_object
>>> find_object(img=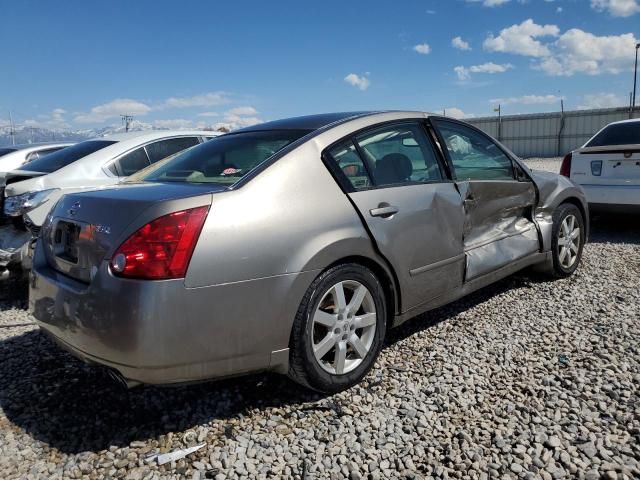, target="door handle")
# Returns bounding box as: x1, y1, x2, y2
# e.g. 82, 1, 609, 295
369, 205, 399, 218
